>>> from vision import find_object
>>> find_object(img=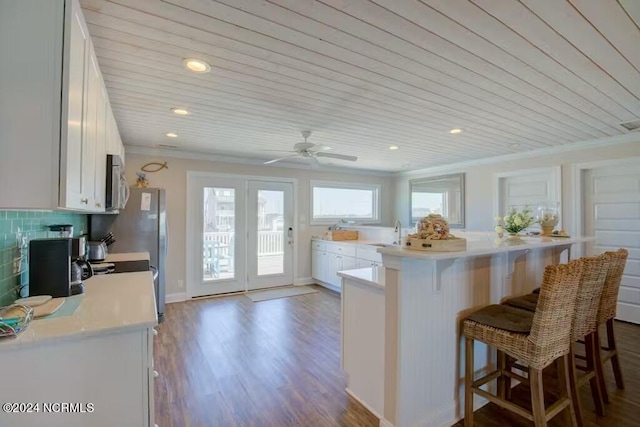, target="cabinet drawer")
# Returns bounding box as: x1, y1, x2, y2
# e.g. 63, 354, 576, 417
326, 242, 357, 257
312, 240, 326, 252
356, 245, 383, 262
